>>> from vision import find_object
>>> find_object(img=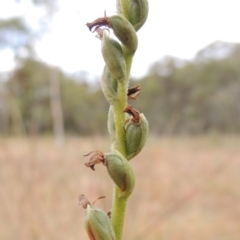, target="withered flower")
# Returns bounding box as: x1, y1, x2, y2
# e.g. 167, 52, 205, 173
128, 85, 141, 100
87, 12, 138, 54
78, 194, 91, 209
78, 194, 106, 209
84, 150, 105, 170
86, 12, 109, 32
123, 104, 140, 125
